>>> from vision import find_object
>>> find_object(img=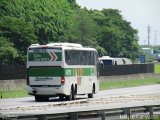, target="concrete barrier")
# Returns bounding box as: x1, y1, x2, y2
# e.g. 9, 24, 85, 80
0, 79, 26, 91
98, 73, 160, 82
